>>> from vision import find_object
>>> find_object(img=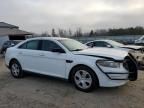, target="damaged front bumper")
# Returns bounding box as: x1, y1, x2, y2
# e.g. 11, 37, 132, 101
97, 55, 138, 81
130, 50, 144, 70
